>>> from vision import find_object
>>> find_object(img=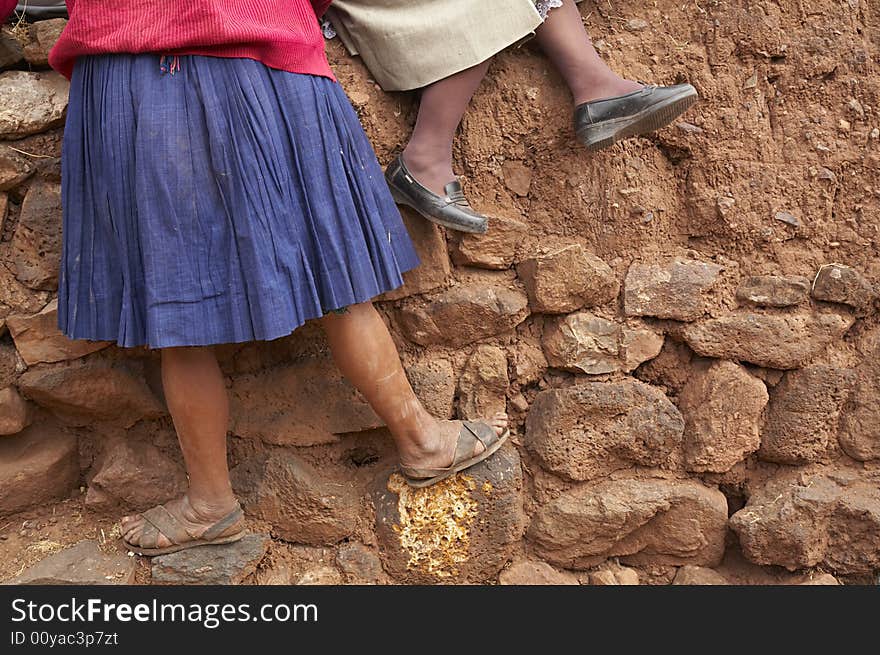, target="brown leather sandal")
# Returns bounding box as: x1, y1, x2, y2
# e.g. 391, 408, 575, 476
123, 503, 246, 556
400, 421, 509, 488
